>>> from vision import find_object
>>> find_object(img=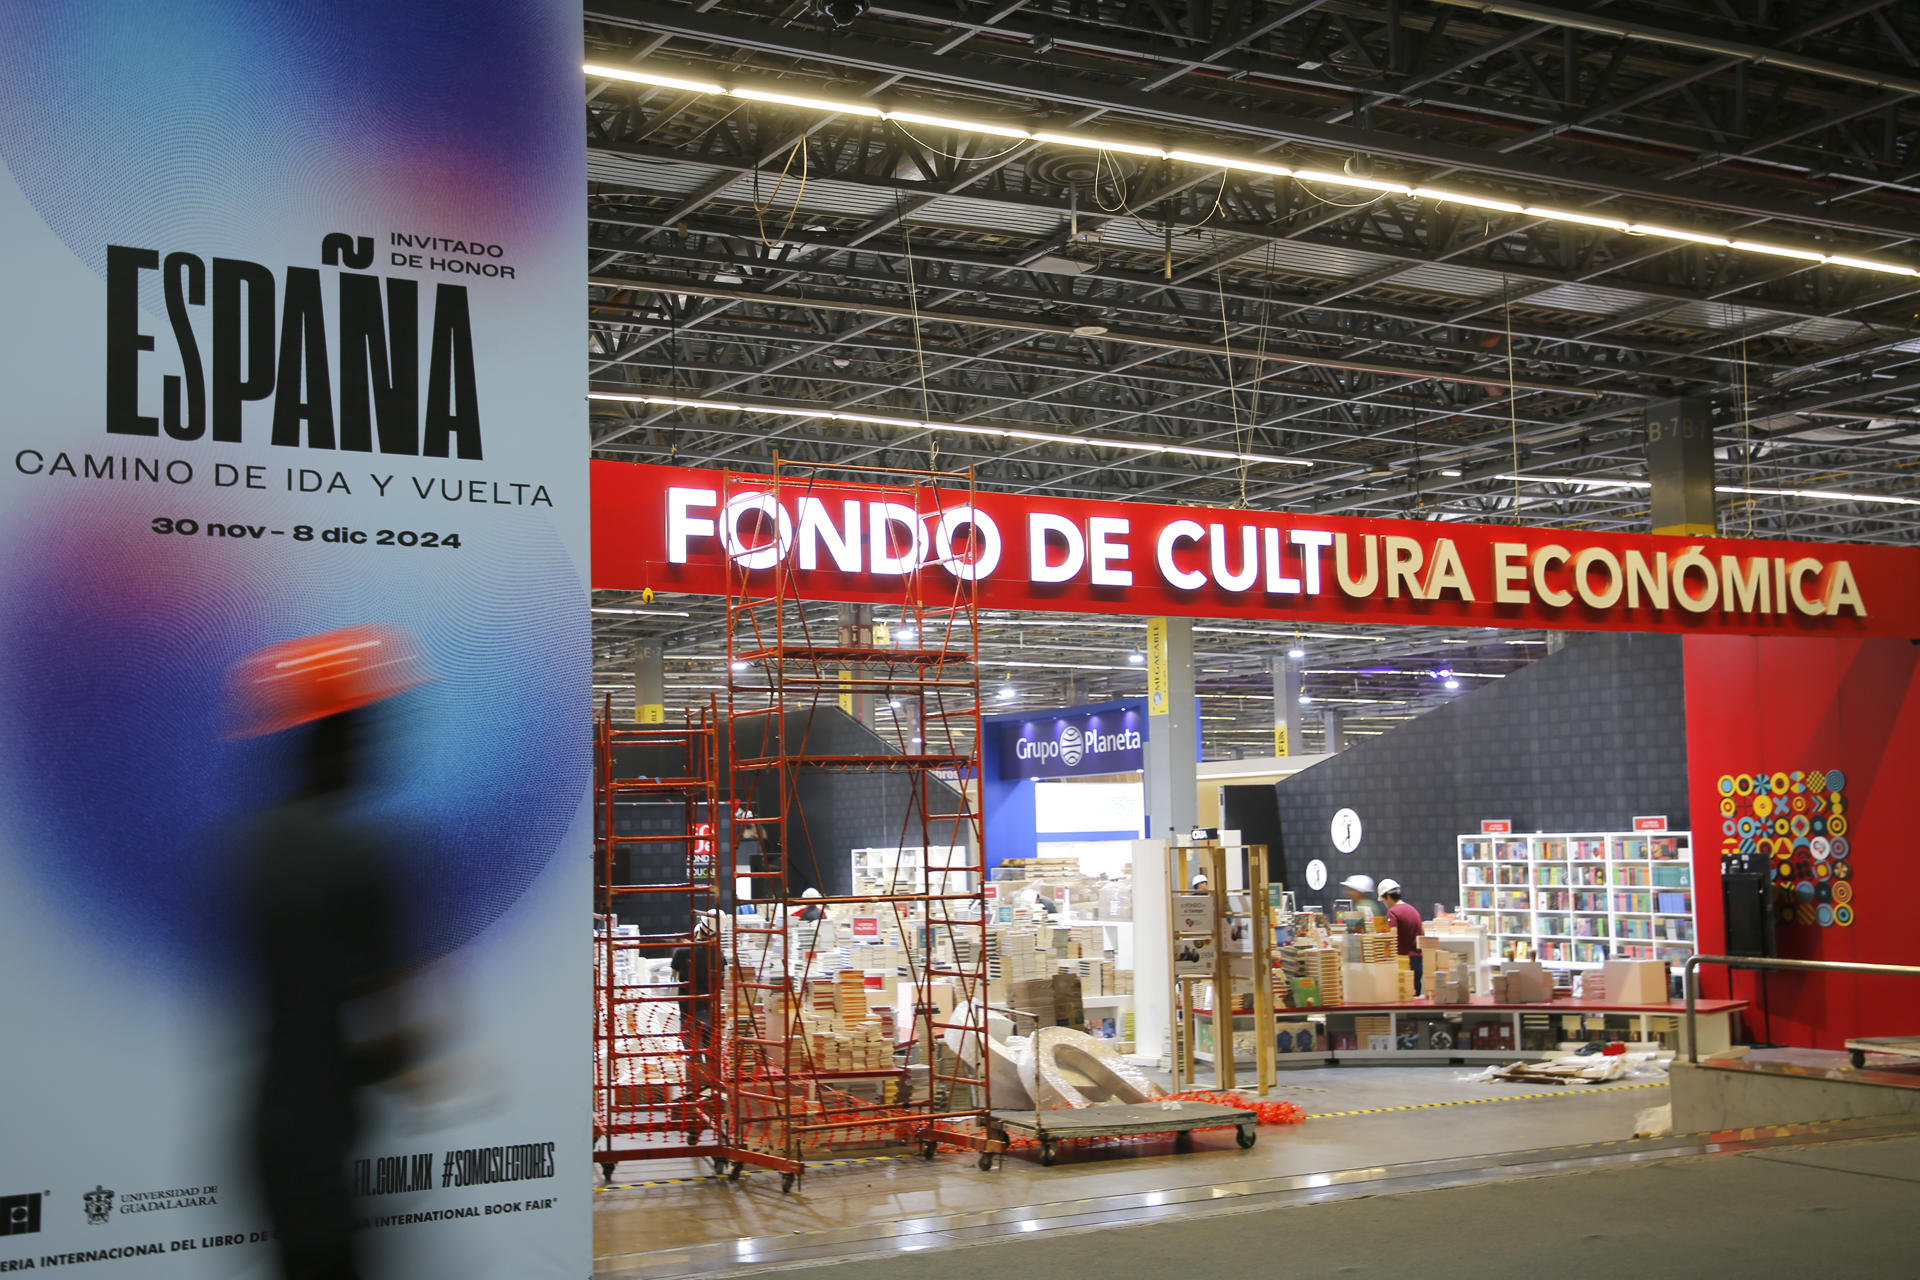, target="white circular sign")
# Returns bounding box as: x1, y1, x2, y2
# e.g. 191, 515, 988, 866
1331, 808, 1363, 854
1057, 723, 1085, 766
1305, 859, 1328, 891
